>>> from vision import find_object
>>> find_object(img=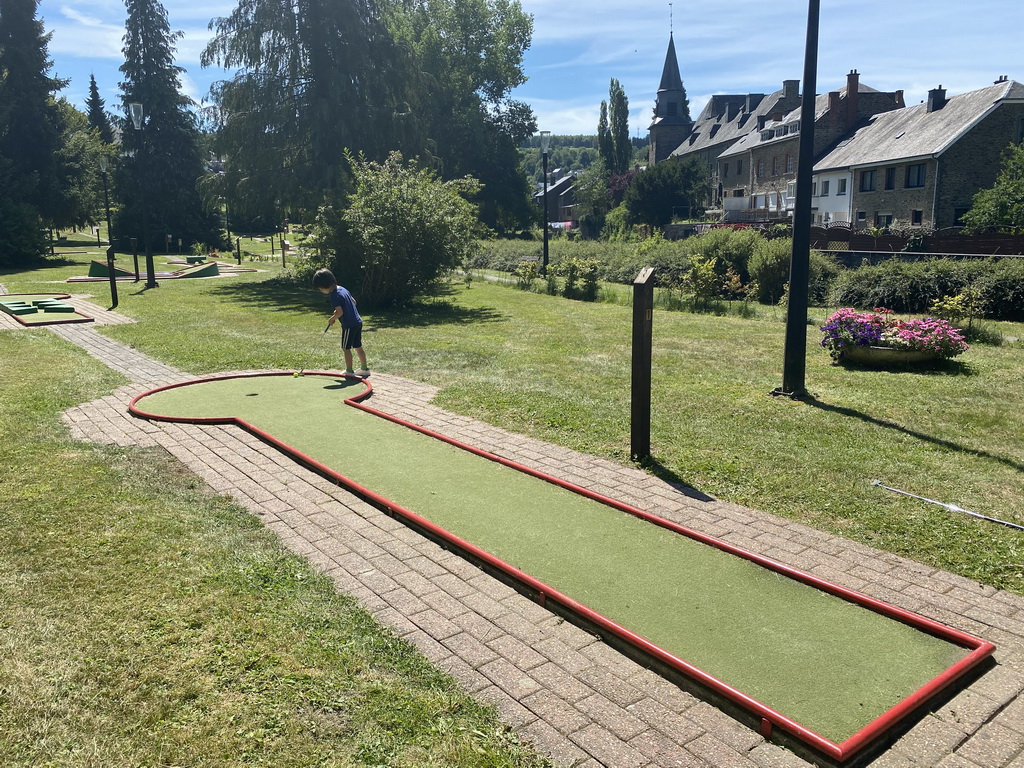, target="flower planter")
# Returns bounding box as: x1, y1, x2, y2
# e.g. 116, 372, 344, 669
842, 345, 939, 365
